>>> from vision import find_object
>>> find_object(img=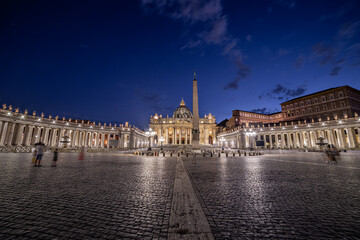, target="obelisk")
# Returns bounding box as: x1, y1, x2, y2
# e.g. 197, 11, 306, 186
192, 71, 200, 150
